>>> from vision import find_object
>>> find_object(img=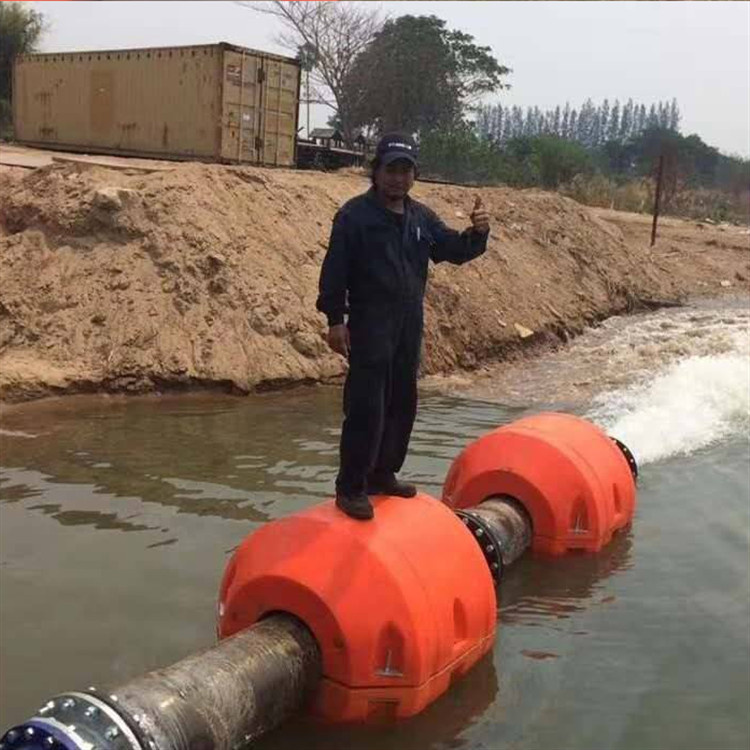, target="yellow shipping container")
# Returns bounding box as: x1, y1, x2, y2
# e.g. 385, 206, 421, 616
12, 42, 301, 167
